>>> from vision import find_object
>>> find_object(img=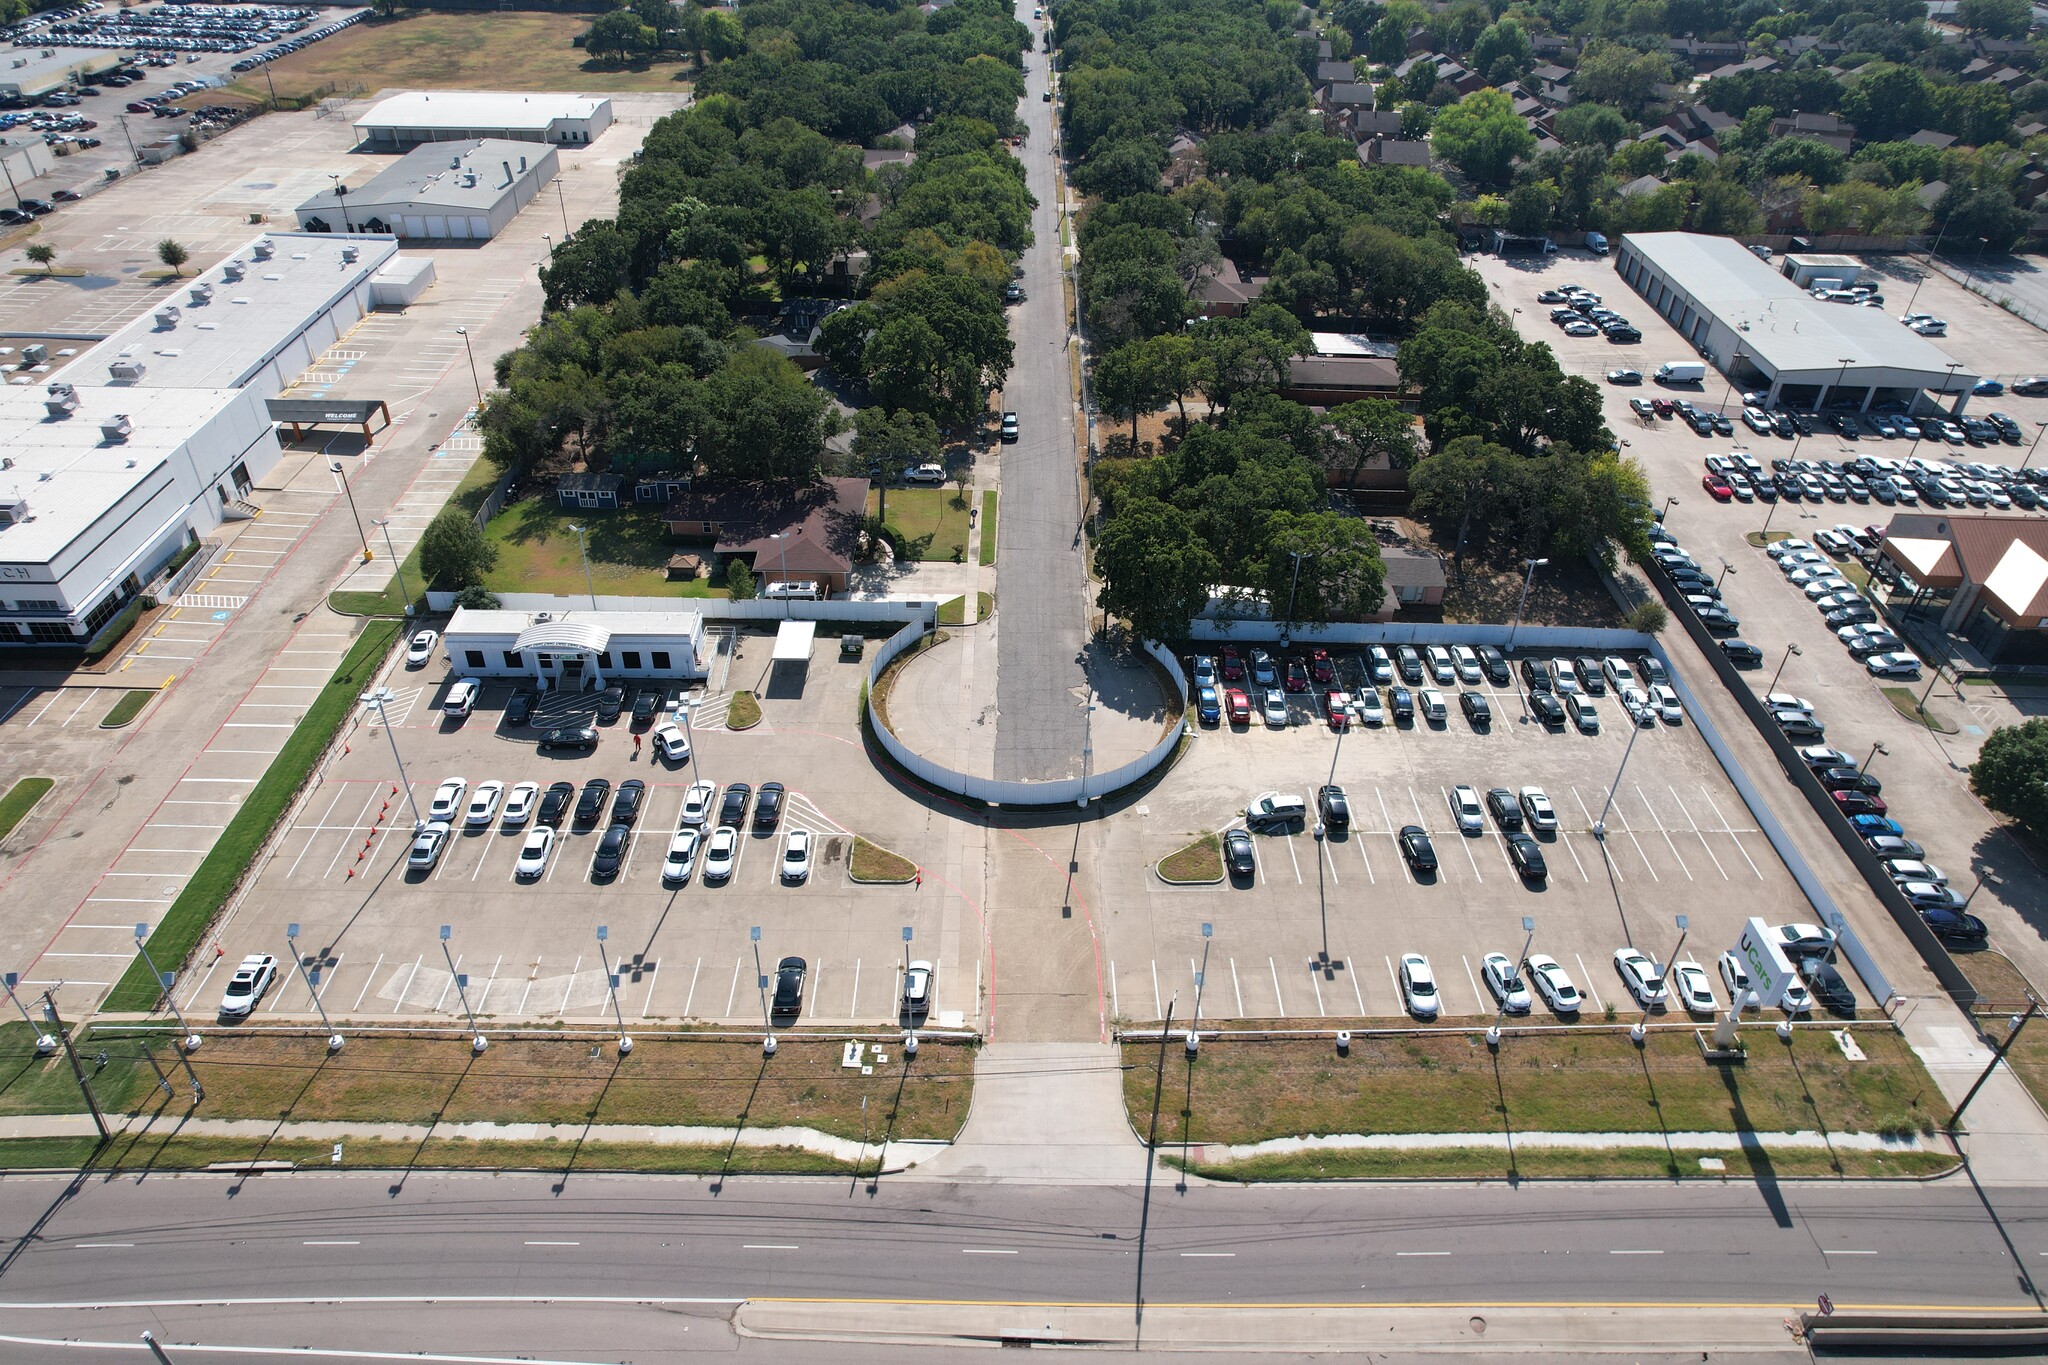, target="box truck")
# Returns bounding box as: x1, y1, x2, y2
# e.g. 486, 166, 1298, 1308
1656, 361, 1706, 384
